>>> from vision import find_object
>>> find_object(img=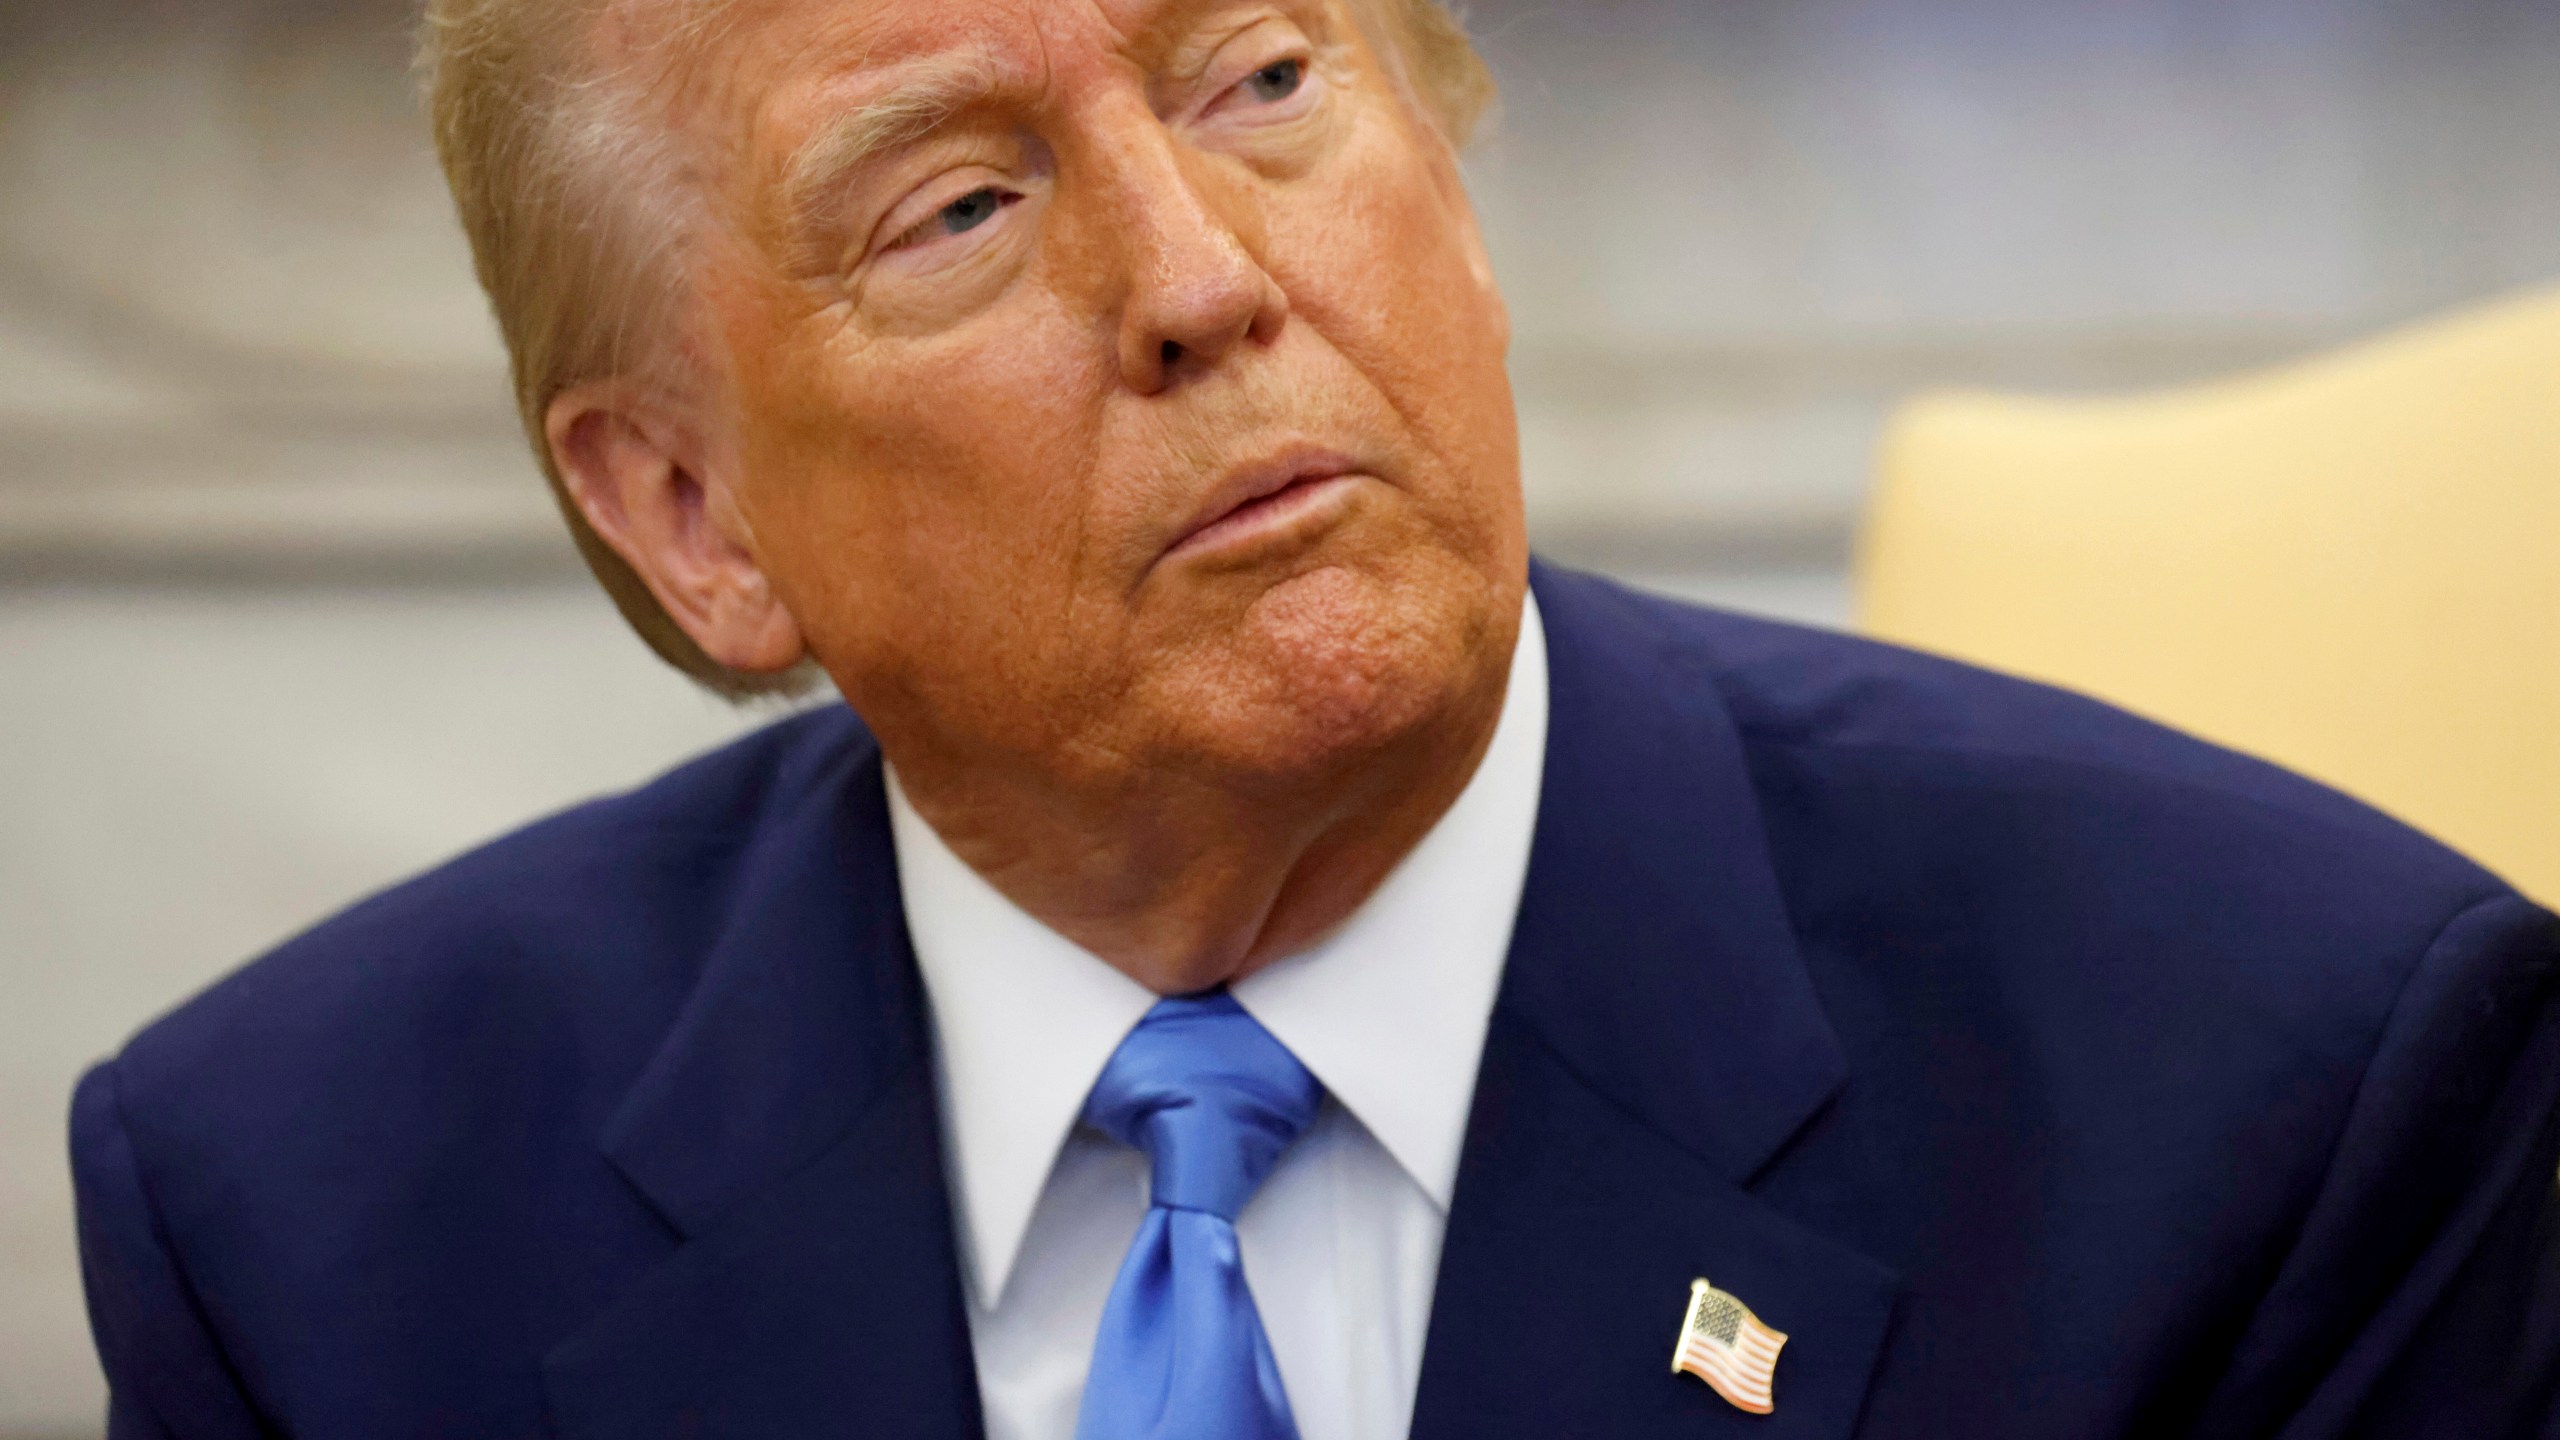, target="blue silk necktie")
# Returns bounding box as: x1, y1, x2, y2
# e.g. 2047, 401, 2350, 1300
1073, 990, 1324, 1440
